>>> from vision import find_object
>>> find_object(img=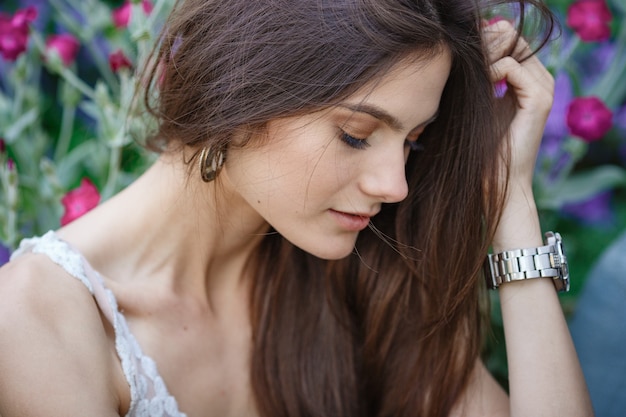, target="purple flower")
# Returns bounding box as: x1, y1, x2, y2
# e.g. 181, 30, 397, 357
566, 96, 613, 142
493, 79, 508, 98
579, 40, 617, 89
545, 72, 574, 141
562, 191, 614, 226
538, 73, 573, 182
614, 104, 626, 134
0, 244, 10, 266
